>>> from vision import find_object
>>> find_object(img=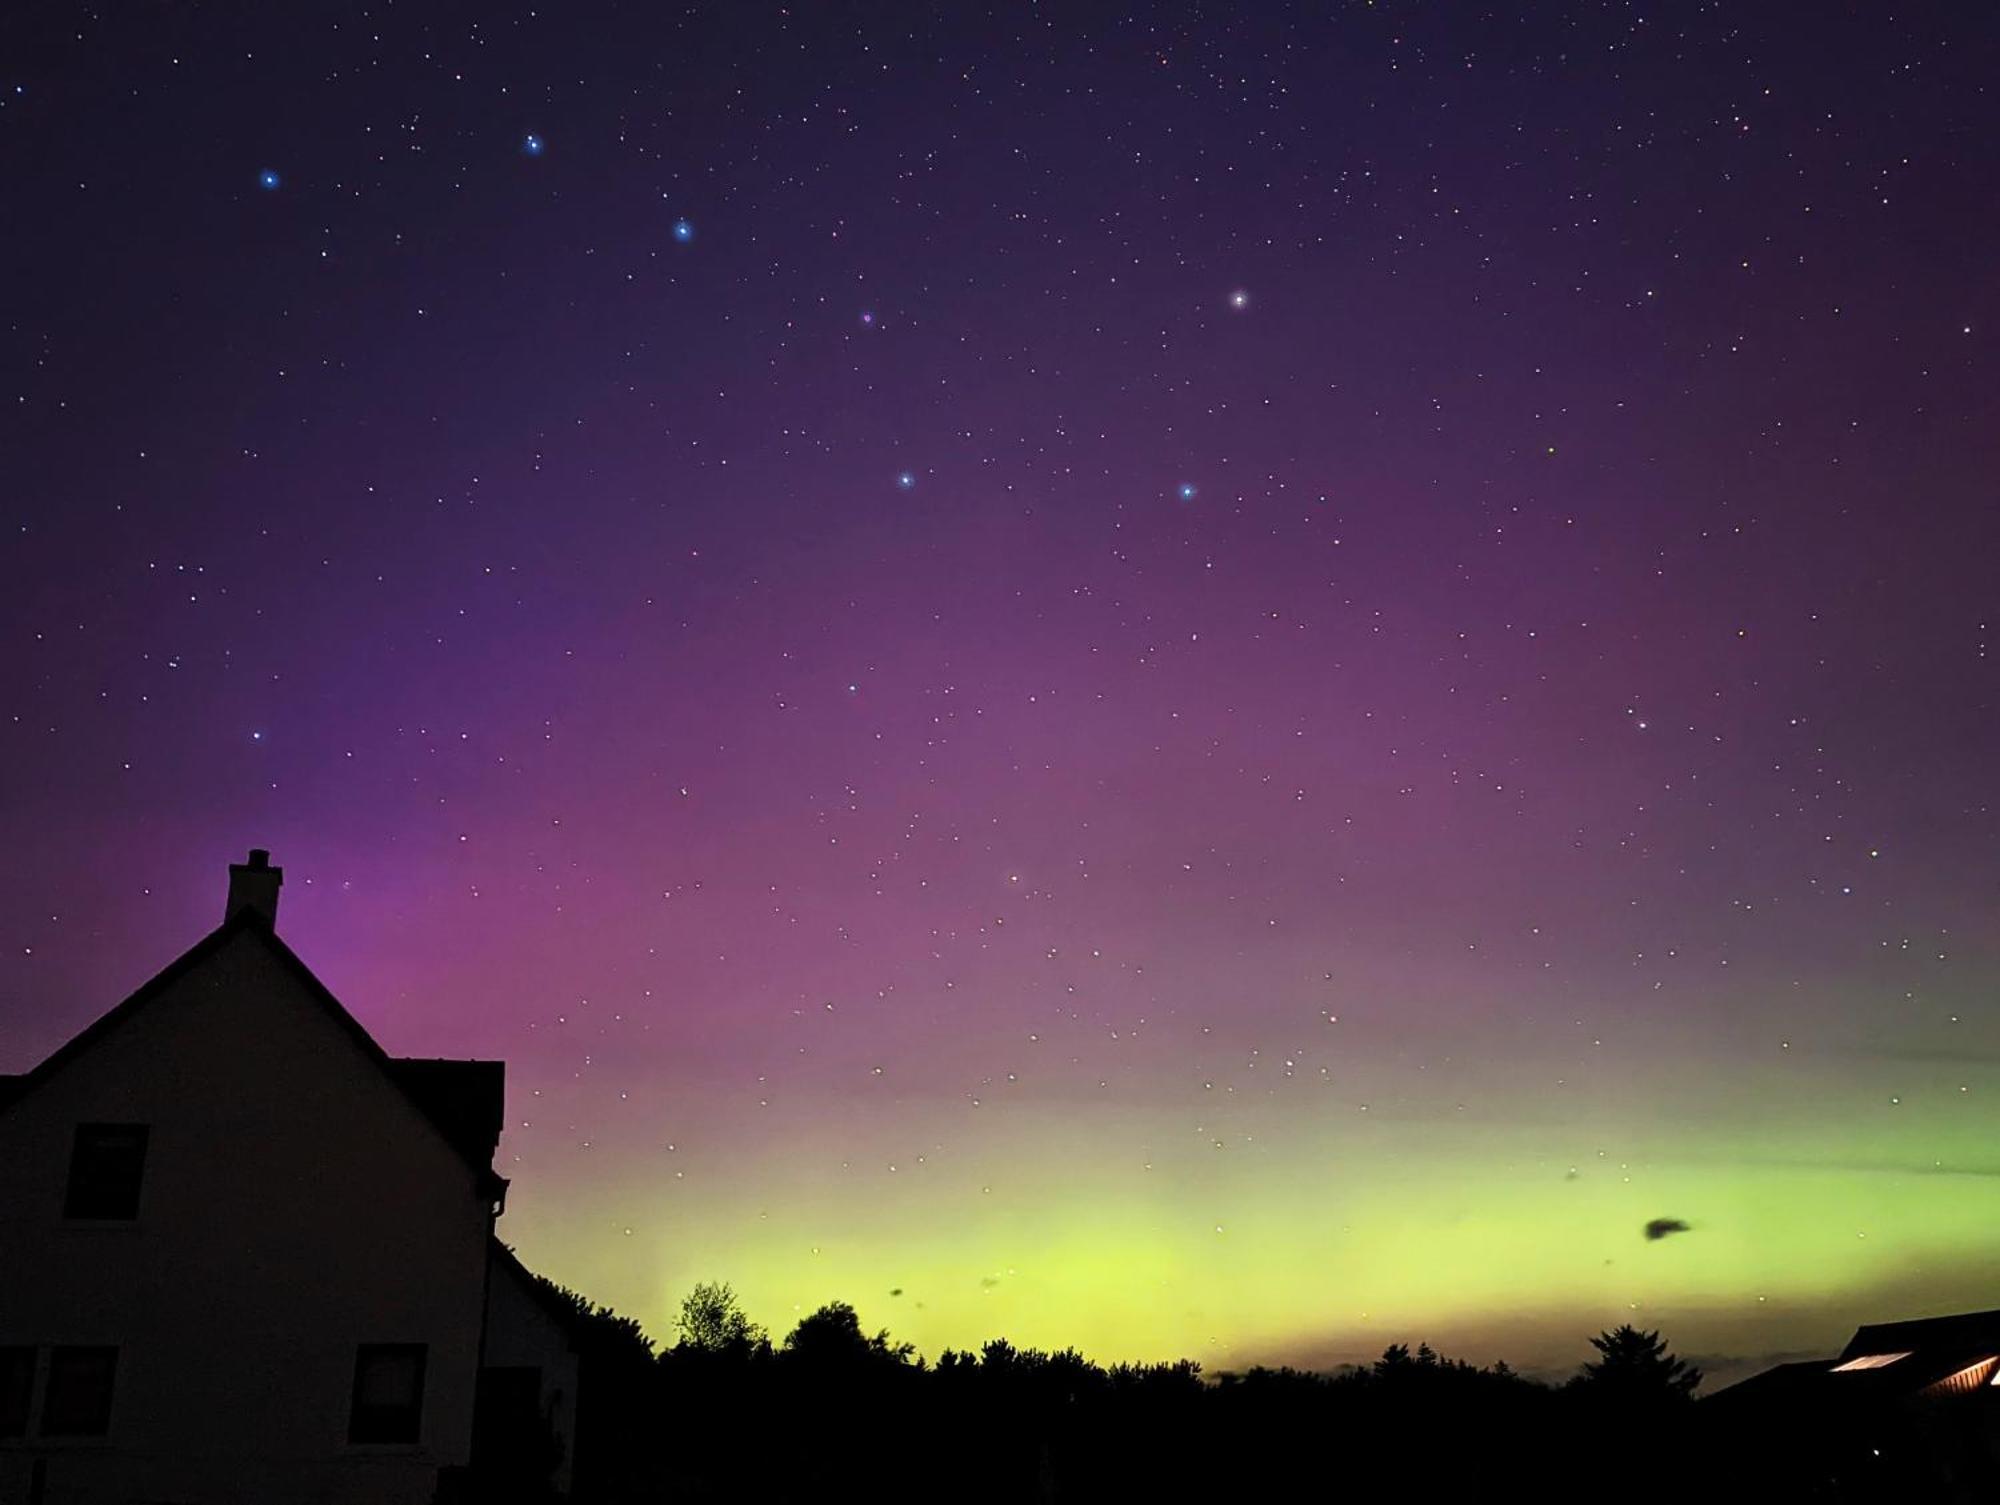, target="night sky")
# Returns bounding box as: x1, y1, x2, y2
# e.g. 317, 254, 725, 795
4, 3, 1998, 1384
